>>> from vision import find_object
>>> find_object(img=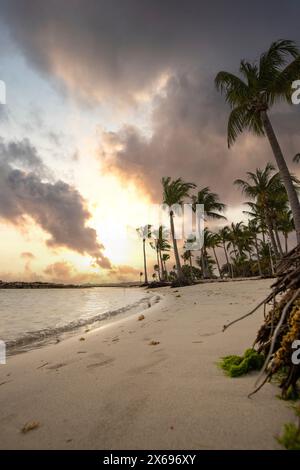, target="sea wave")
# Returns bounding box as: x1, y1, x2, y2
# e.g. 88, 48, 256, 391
7, 293, 161, 353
